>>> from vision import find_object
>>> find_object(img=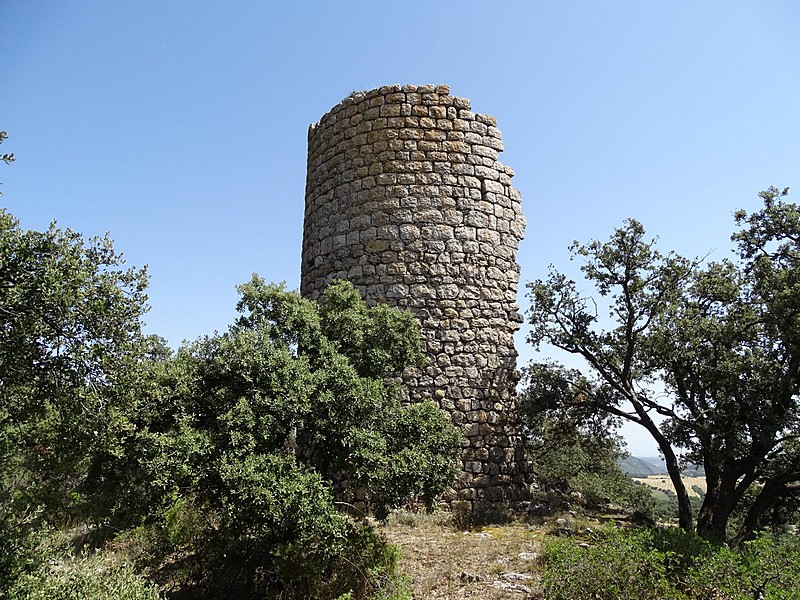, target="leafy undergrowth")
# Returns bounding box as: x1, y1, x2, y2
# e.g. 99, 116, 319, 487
380, 507, 800, 600
12, 506, 797, 599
